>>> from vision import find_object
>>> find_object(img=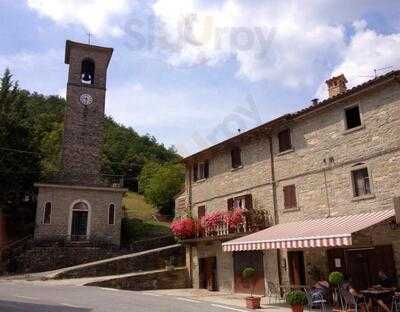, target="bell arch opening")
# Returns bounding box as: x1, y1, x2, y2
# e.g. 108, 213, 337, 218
81, 58, 95, 84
